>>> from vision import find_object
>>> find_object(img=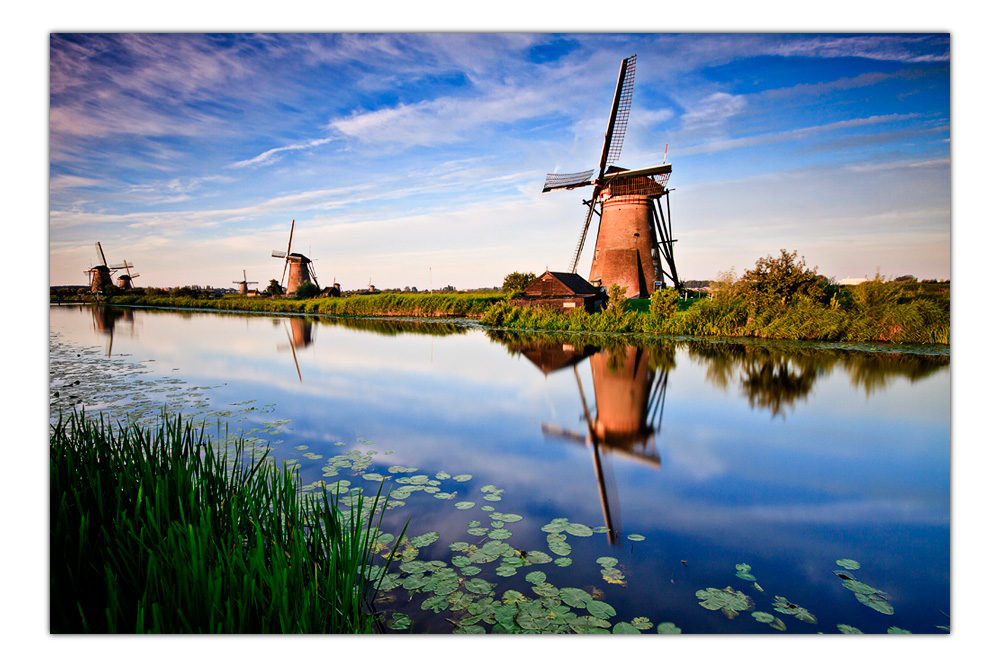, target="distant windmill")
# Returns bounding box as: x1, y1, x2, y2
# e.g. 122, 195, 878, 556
271, 220, 319, 294
84, 242, 136, 293
115, 260, 139, 291
233, 269, 259, 296
543, 54, 680, 297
